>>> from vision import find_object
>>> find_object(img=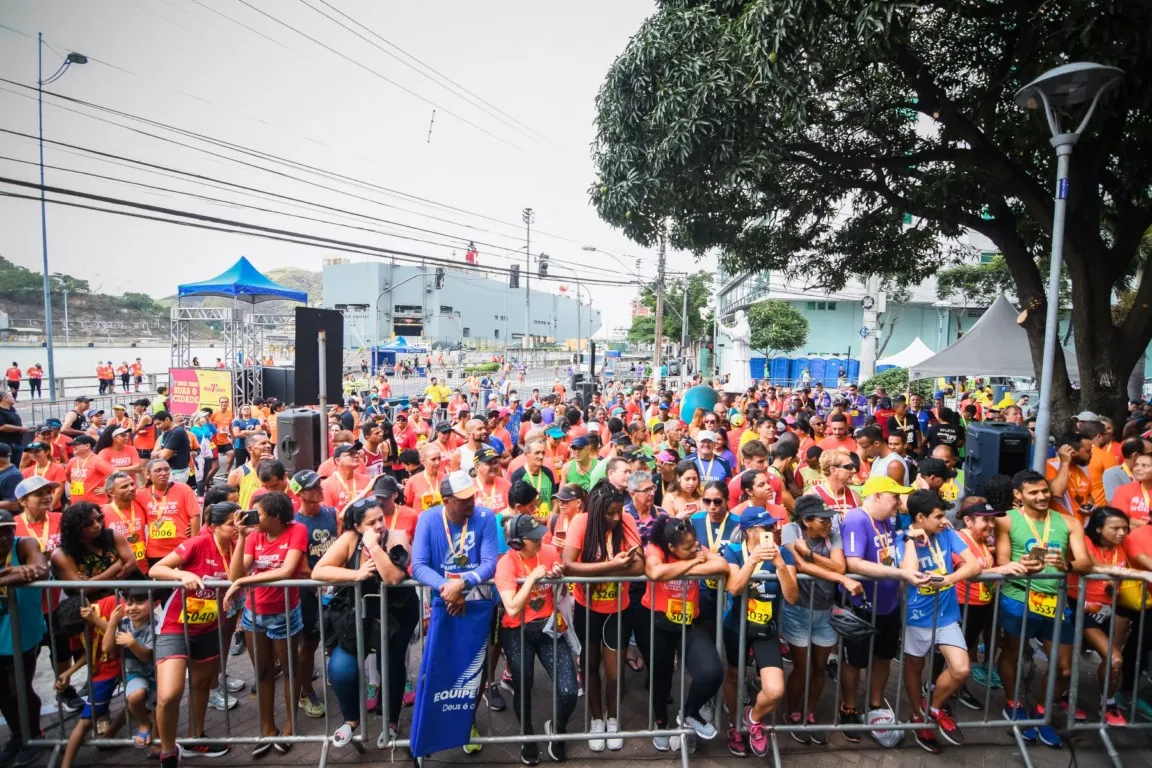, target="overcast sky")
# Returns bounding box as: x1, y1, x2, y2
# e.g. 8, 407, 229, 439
0, 0, 716, 335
